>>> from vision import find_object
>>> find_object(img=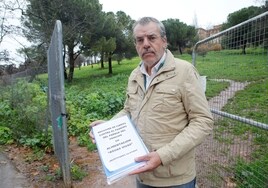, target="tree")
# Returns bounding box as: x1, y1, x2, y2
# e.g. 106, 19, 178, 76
221, 5, 266, 54
0, 0, 24, 63
162, 19, 197, 54
22, 0, 103, 82
16, 45, 47, 83
74, 54, 86, 69
112, 11, 136, 63
93, 12, 117, 71
83, 10, 135, 74
92, 36, 116, 73
0, 0, 8, 45
0, 50, 9, 61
